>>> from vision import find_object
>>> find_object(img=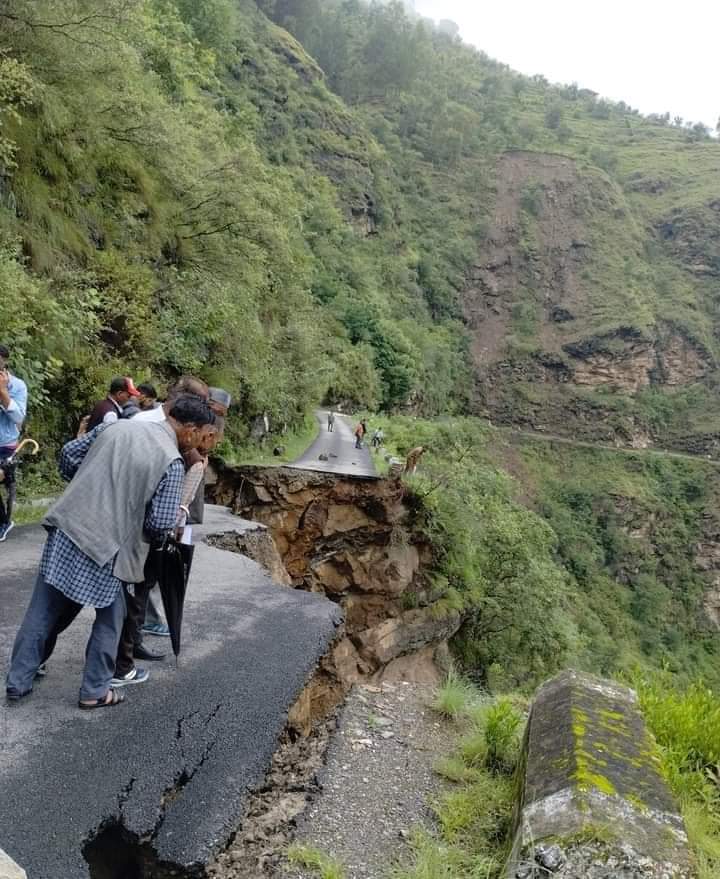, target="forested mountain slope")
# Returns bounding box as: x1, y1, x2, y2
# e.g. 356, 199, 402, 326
1, 0, 469, 442
4, 0, 720, 449
265, 0, 720, 448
